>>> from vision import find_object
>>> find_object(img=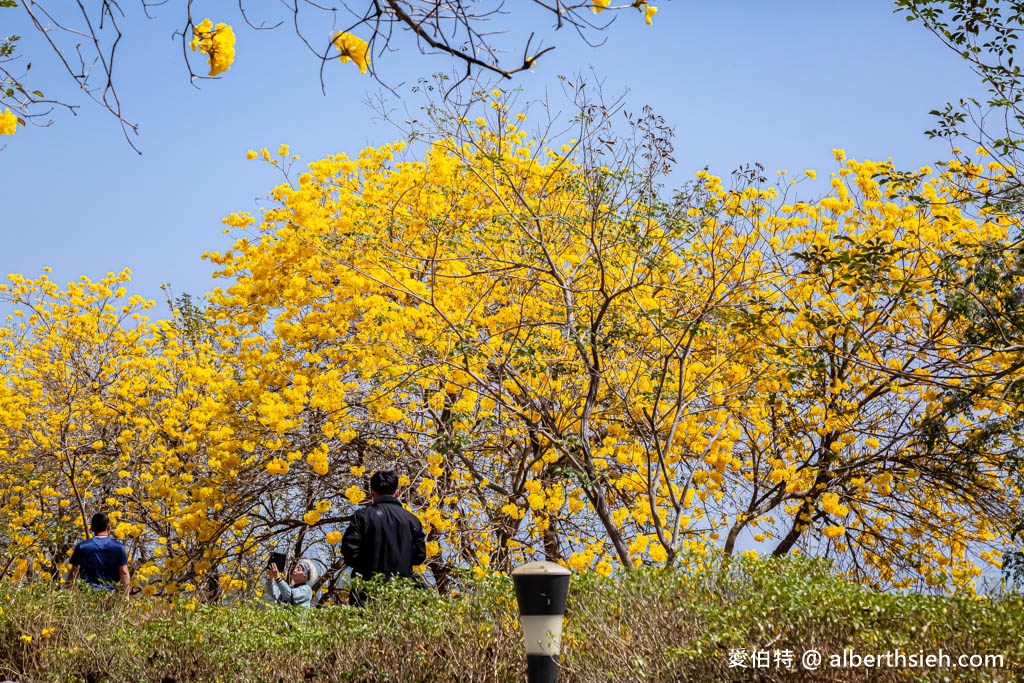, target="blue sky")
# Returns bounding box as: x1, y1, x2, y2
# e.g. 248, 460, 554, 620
2, 1, 983, 308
